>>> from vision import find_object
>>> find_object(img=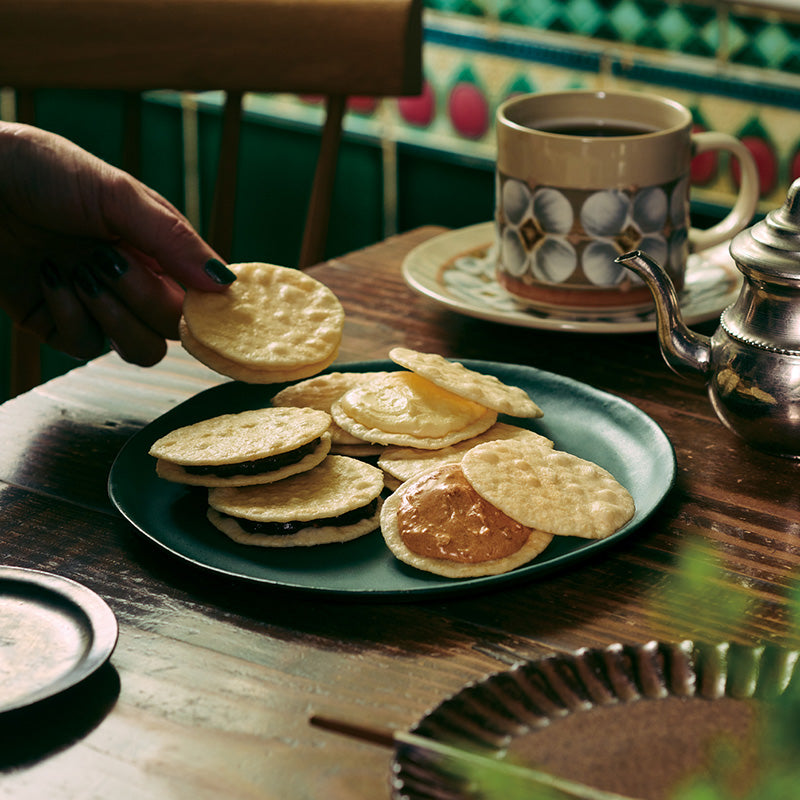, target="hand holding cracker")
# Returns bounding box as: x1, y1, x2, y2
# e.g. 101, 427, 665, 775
180, 262, 344, 383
